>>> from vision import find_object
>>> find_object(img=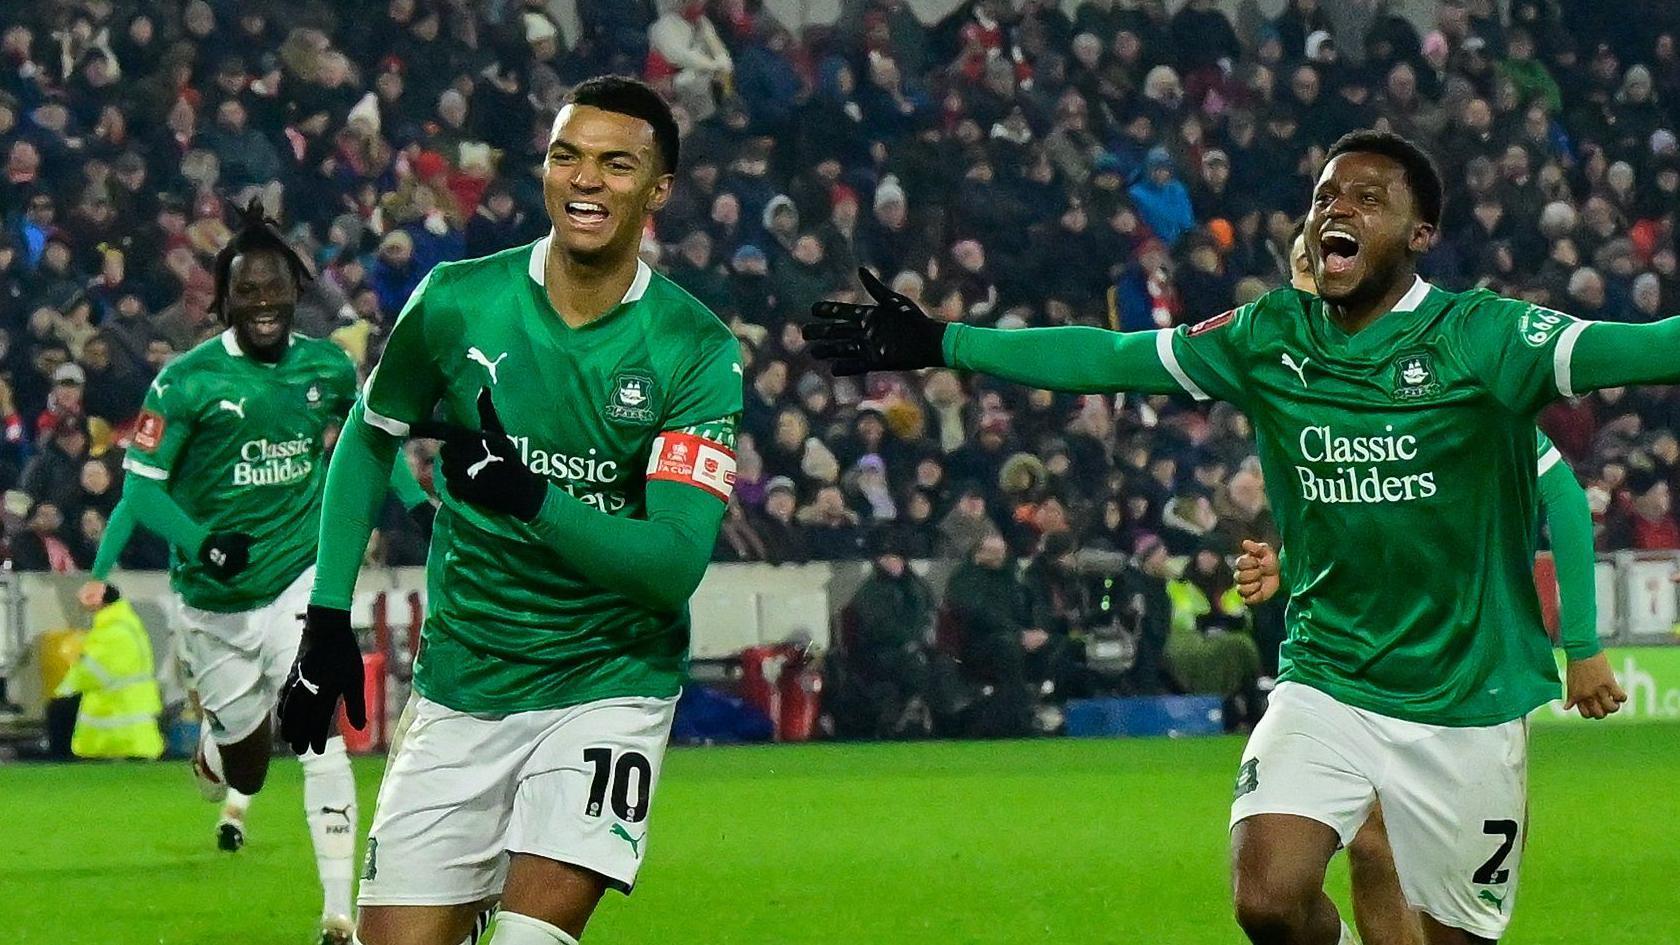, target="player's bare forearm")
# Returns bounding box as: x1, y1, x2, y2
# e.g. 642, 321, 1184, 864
1569, 317, 1680, 391
943, 324, 1185, 395
1538, 459, 1599, 658
123, 474, 210, 554
529, 480, 723, 613
311, 404, 400, 609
